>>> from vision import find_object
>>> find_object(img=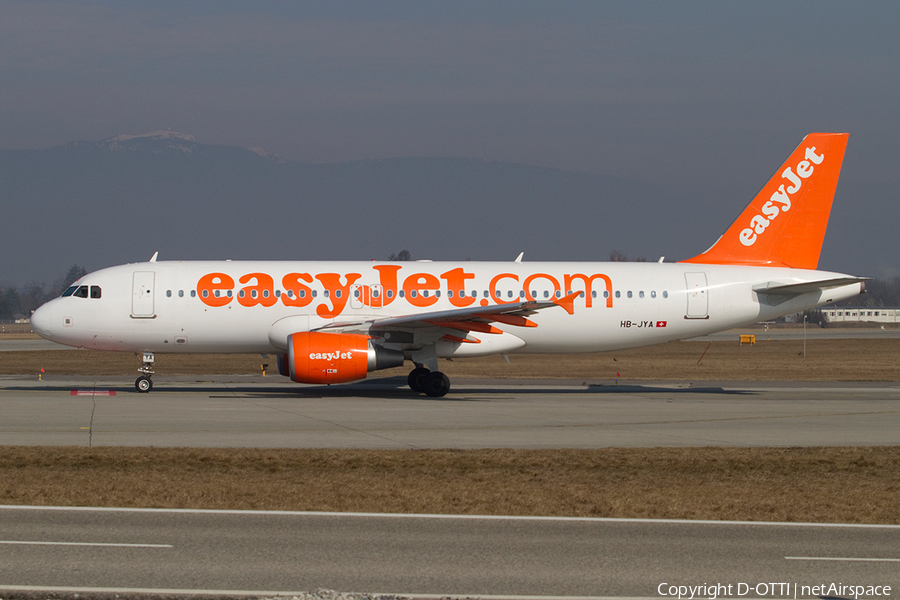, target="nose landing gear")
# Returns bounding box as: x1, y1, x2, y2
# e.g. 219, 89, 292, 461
135, 352, 154, 393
